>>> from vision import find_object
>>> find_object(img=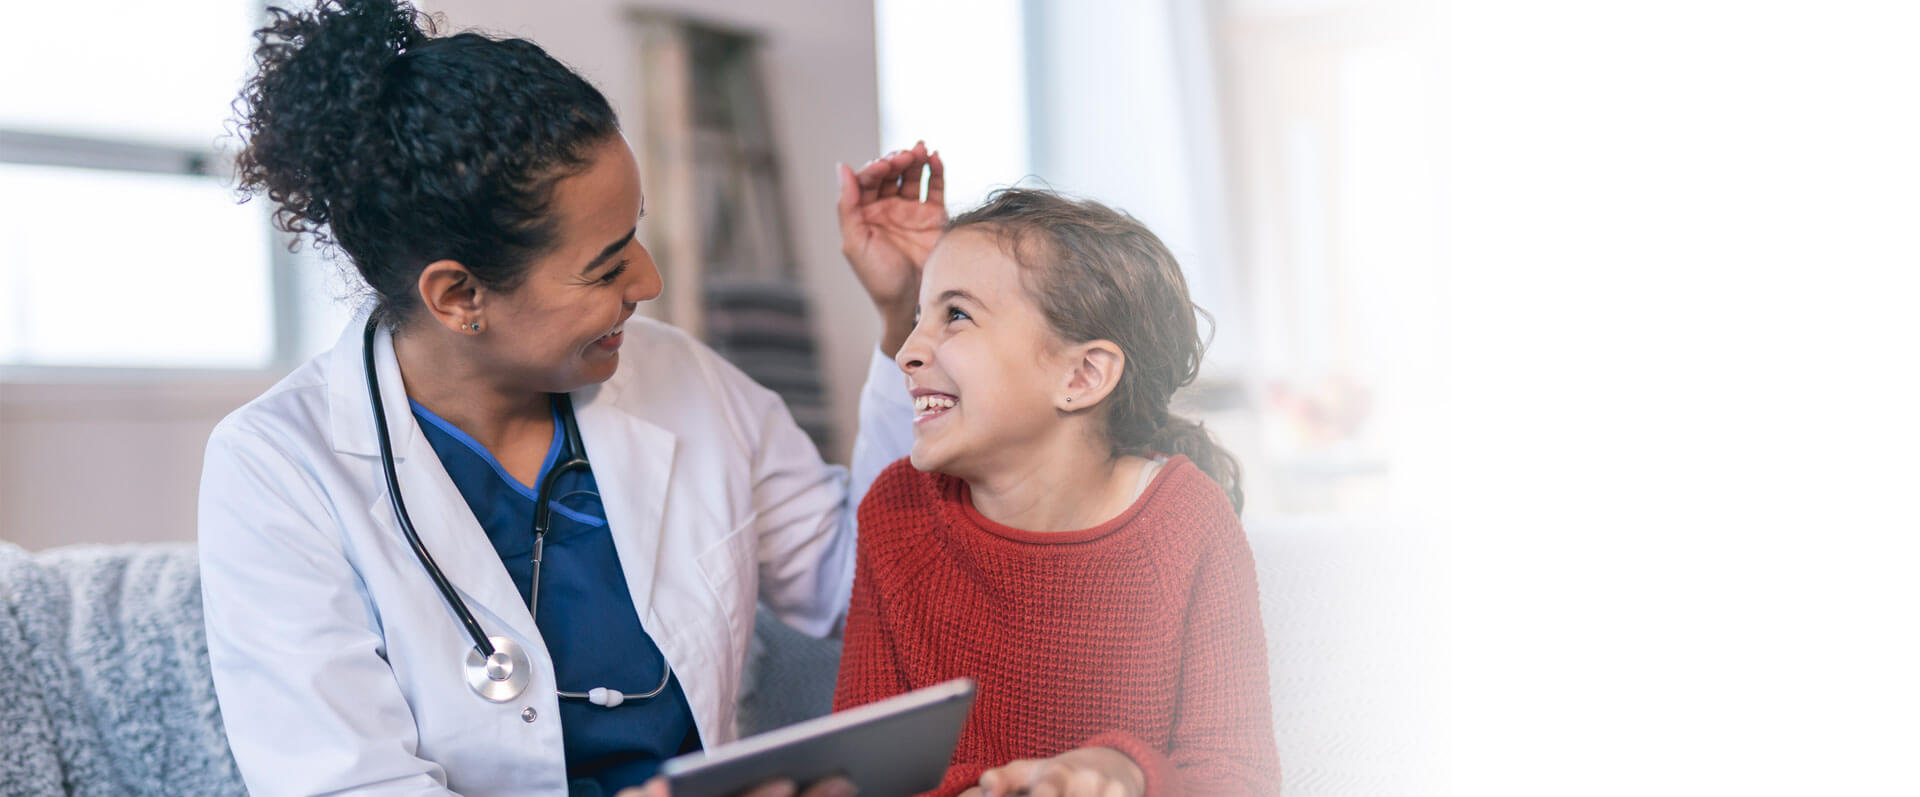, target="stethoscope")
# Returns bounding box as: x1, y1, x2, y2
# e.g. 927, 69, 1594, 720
362, 318, 671, 707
